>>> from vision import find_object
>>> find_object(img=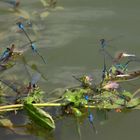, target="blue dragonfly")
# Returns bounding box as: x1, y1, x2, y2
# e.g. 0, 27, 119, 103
100, 39, 107, 49
99, 39, 110, 82
85, 95, 98, 134
0, 44, 15, 63
99, 37, 123, 80
0, 48, 11, 62
15, 16, 33, 32
17, 22, 47, 64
